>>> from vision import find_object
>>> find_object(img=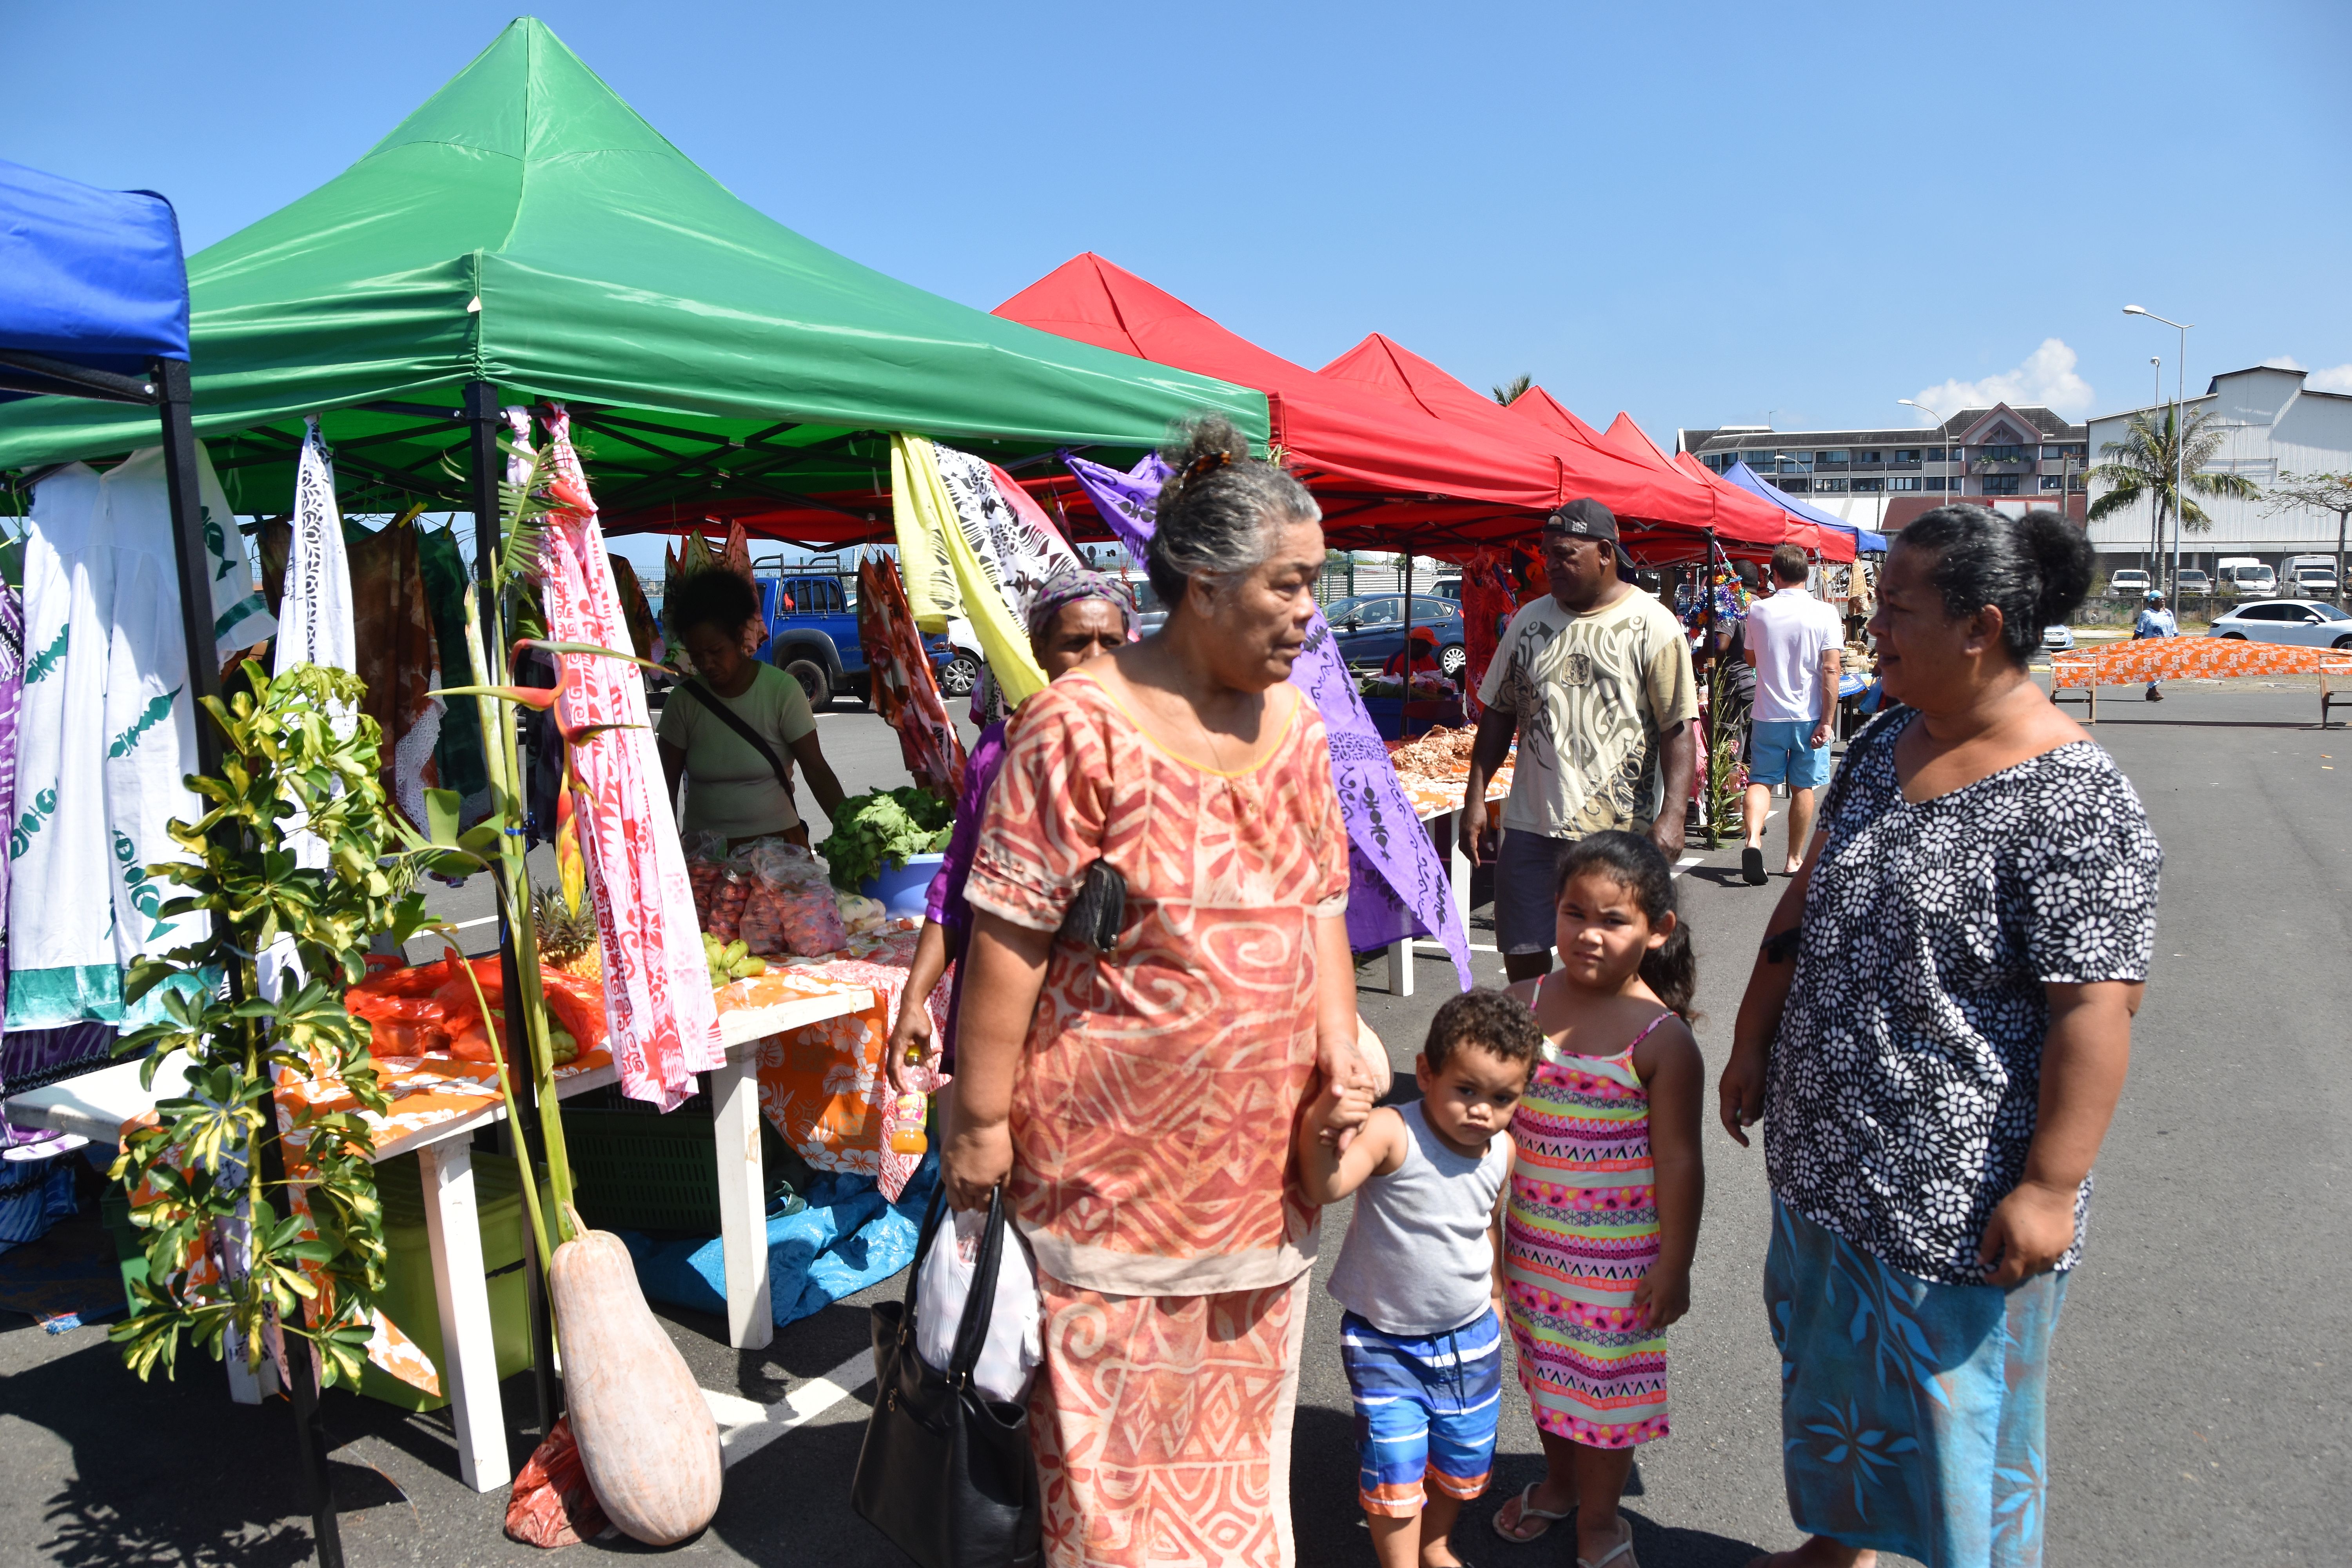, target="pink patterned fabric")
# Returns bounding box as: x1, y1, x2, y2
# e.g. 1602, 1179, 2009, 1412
542, 408, 723, 1109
